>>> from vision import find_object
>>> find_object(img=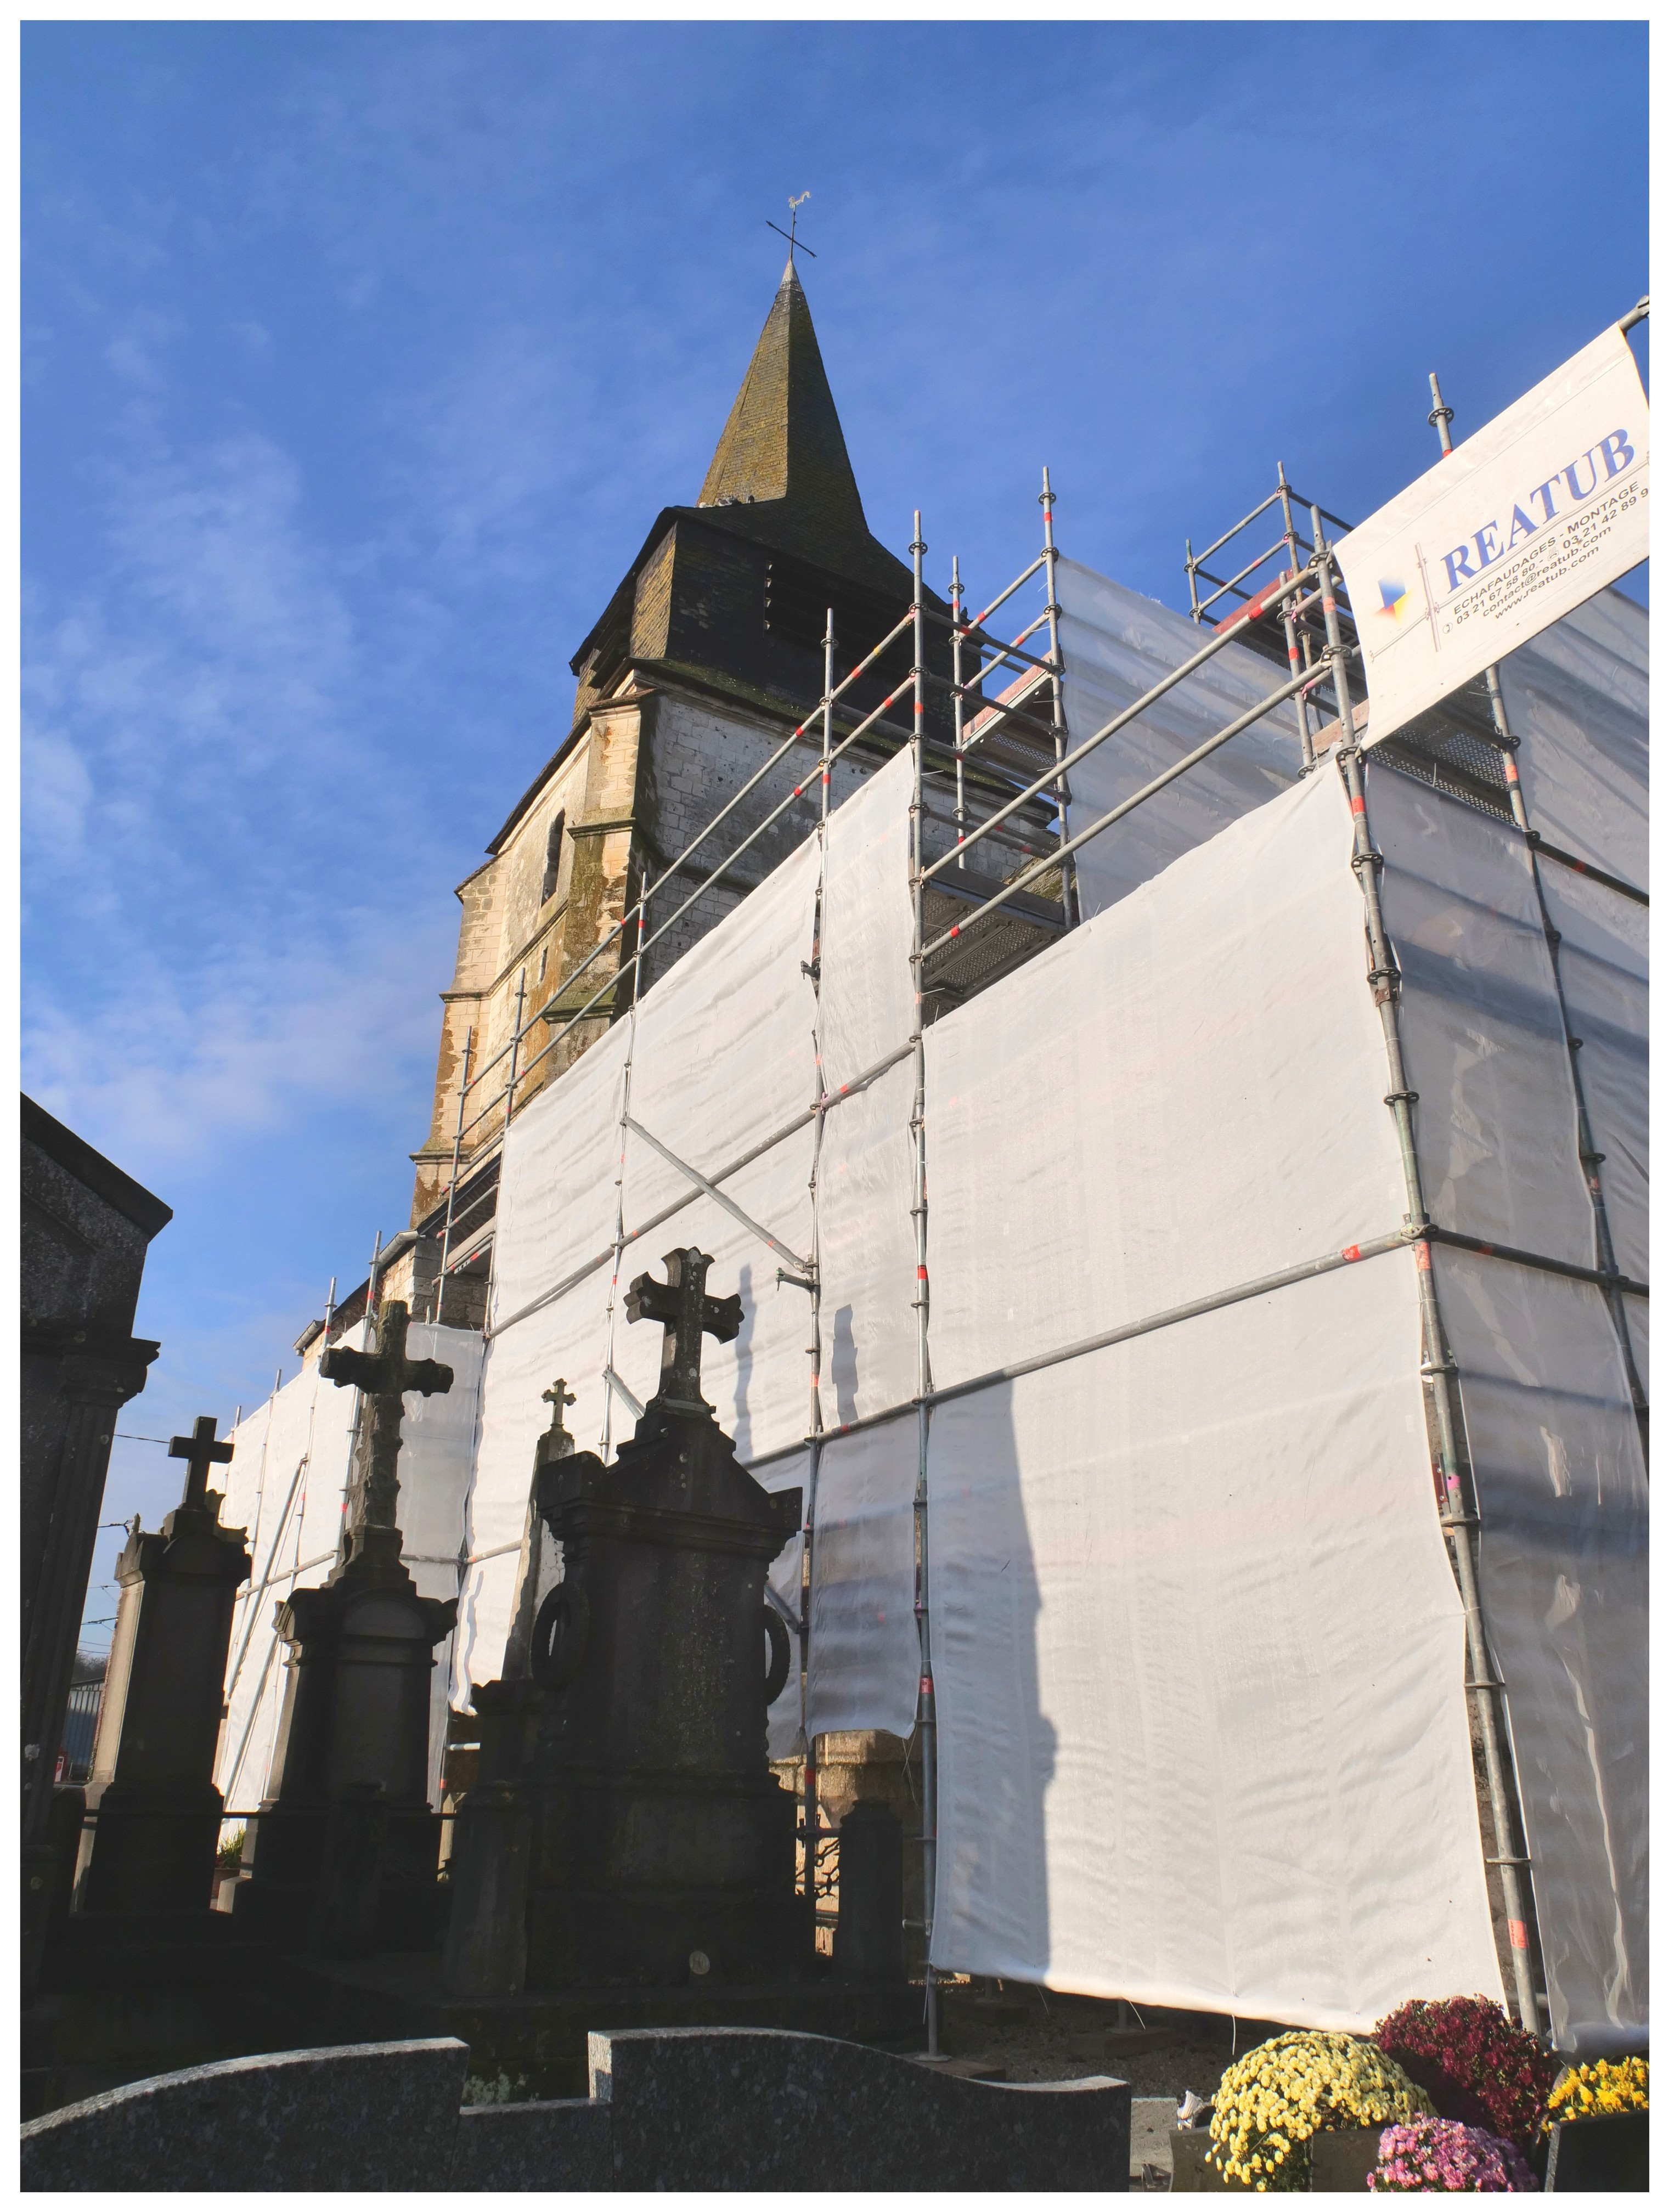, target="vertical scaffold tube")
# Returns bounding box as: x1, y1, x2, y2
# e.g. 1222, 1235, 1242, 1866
1427, 373, 1529, 834
600, 847, 648, 1464
436, 1030, 473, 1324
1276, 464, 1317, 772
802, 608, 835, 1907
950, 556, 967, 872
1040, 468, 1080, 926
909, 511, 940, 2057
504, 969, 527, 1126
1422, 386, 1643, 1430
1316, 512, 1543, 2036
